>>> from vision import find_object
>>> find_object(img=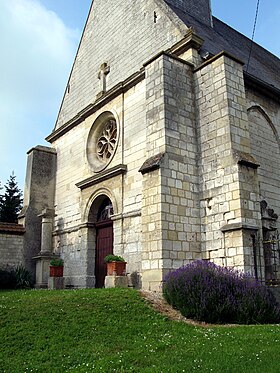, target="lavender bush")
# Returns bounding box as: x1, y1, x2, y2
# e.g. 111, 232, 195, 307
163, 260, 280, 324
